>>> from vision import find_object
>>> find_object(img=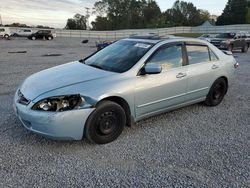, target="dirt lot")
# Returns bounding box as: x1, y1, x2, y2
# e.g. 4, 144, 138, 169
0, 37, 249, 187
